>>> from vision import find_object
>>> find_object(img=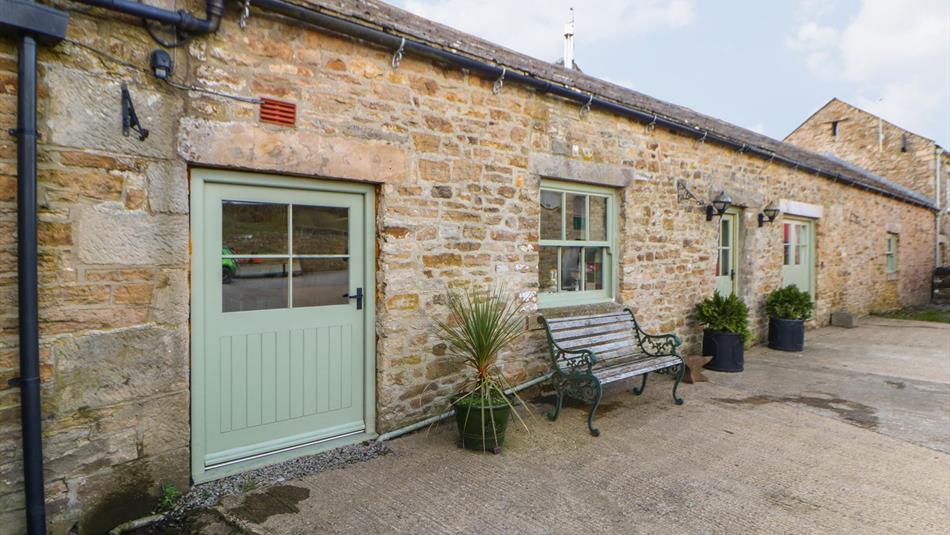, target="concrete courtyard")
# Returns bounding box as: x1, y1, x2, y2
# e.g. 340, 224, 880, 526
215, 318, 950, 534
